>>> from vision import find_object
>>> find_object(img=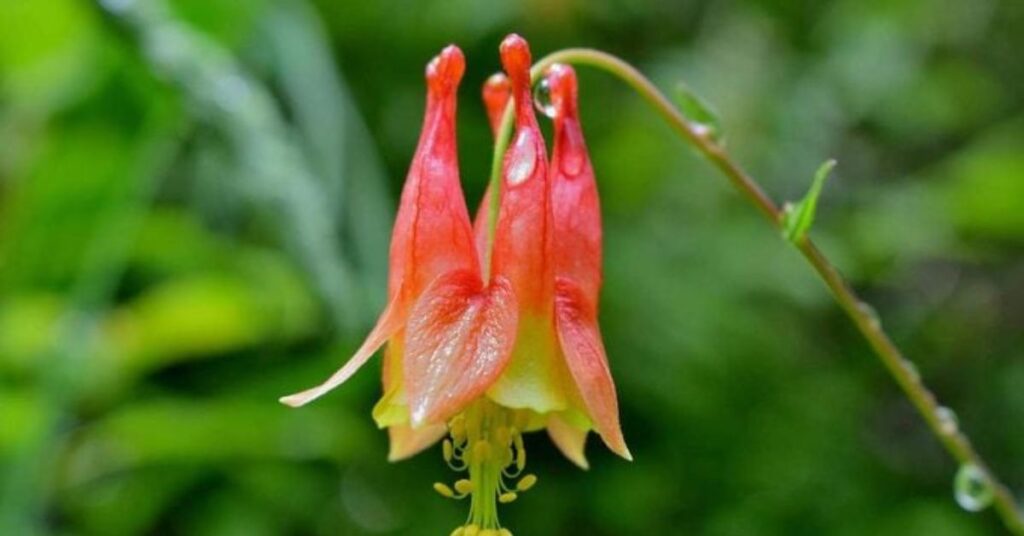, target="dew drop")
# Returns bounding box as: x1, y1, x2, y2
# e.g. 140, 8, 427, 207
533, 78, 556, 119
954, 463, 994, 512
935, 406, 959, 435
691, 122, 713, 139
506, 130, 536, 186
